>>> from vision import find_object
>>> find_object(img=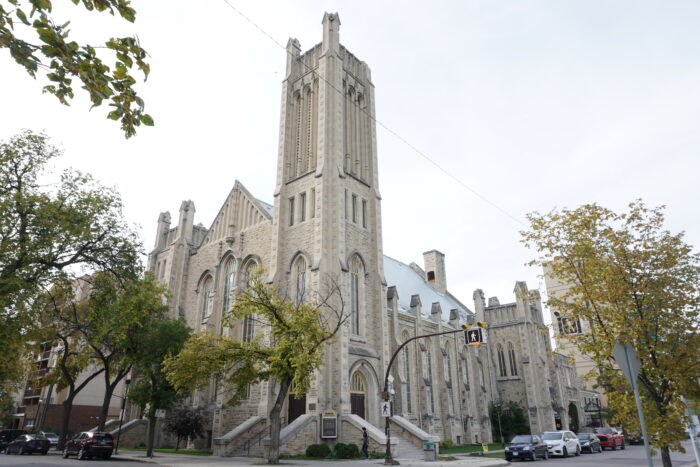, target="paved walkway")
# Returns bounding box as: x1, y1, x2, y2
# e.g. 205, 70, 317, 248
111, 450, 508, 467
